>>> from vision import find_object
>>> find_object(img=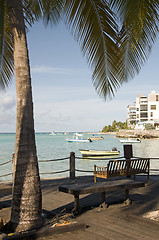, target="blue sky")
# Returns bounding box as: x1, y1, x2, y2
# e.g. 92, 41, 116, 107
0, 20, 159, 133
